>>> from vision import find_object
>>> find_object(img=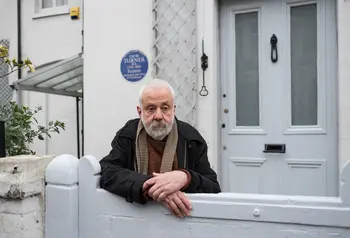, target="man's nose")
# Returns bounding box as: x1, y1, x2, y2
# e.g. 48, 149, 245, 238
154, 108, 163, 120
